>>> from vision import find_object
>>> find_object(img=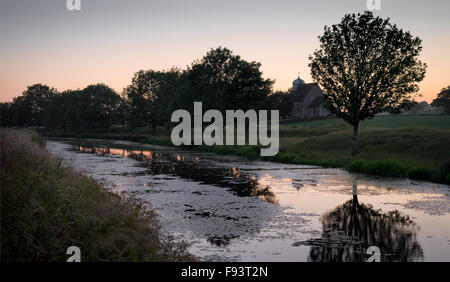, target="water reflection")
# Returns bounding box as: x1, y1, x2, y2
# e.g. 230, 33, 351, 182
76, 143, 425, 254
76, 143, 281, 247
294, 183, 423, 262
77, 143, 277, 204
47, 138, 450, 261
